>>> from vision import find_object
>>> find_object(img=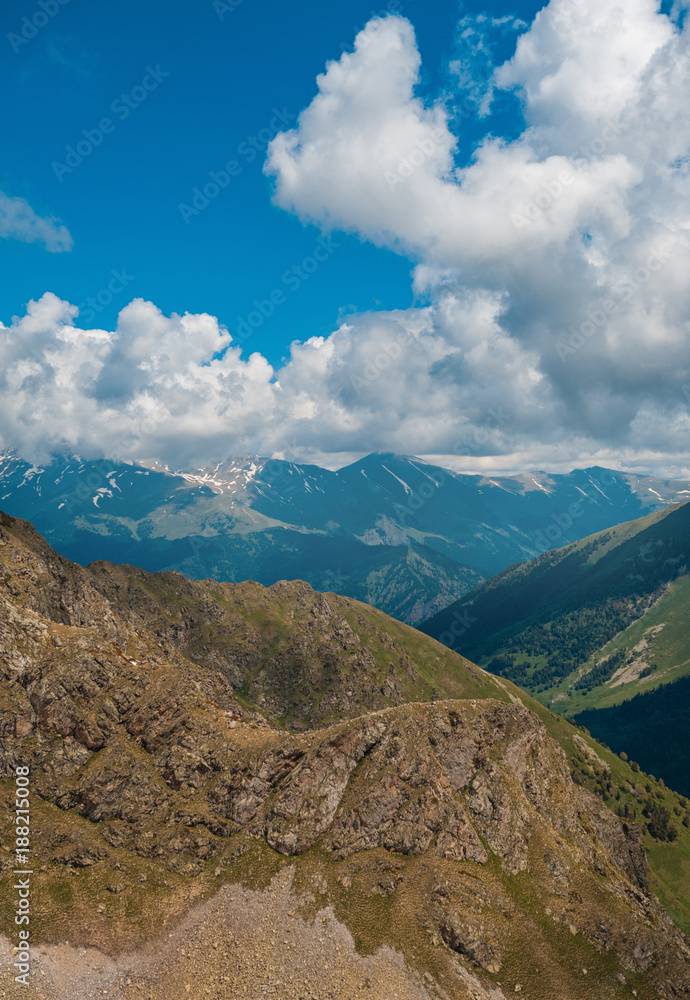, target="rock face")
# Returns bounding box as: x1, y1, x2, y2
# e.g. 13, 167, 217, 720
0, 511, 689, 1000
